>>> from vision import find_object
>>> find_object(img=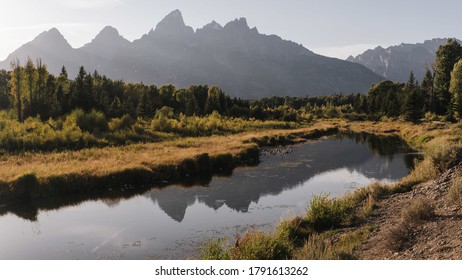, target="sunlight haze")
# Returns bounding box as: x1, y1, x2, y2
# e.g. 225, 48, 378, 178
1, 0, 462, 60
